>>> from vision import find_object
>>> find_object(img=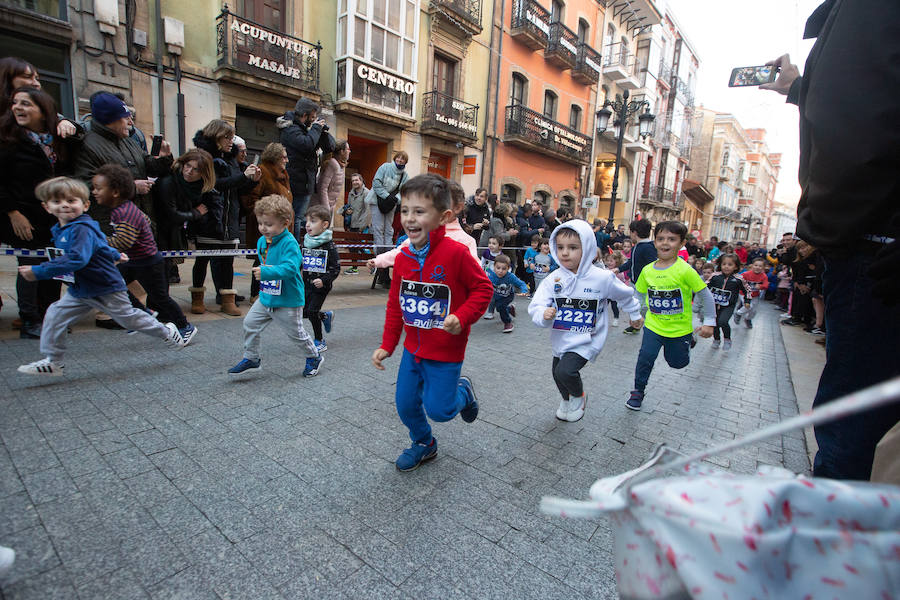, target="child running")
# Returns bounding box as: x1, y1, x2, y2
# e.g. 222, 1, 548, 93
522, 234, 540, 294
532, 238, 556, 290
488, 254, 528, 333
92, 164, 197, 344
481, 235, 504, 320
602, 251, 626, 327
734, 257, 769, 328
228, 195, 323, 377
627, 221, 716, 410
372, 174, 492, 472
529, 220, 642, 422
302, 205, 340, 352
17, 177, 186, 376
707, 253, 744, 351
